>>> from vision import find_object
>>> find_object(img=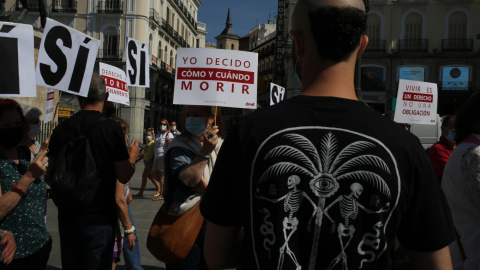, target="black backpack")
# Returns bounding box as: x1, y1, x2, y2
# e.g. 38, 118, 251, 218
50, 116, 105, 209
